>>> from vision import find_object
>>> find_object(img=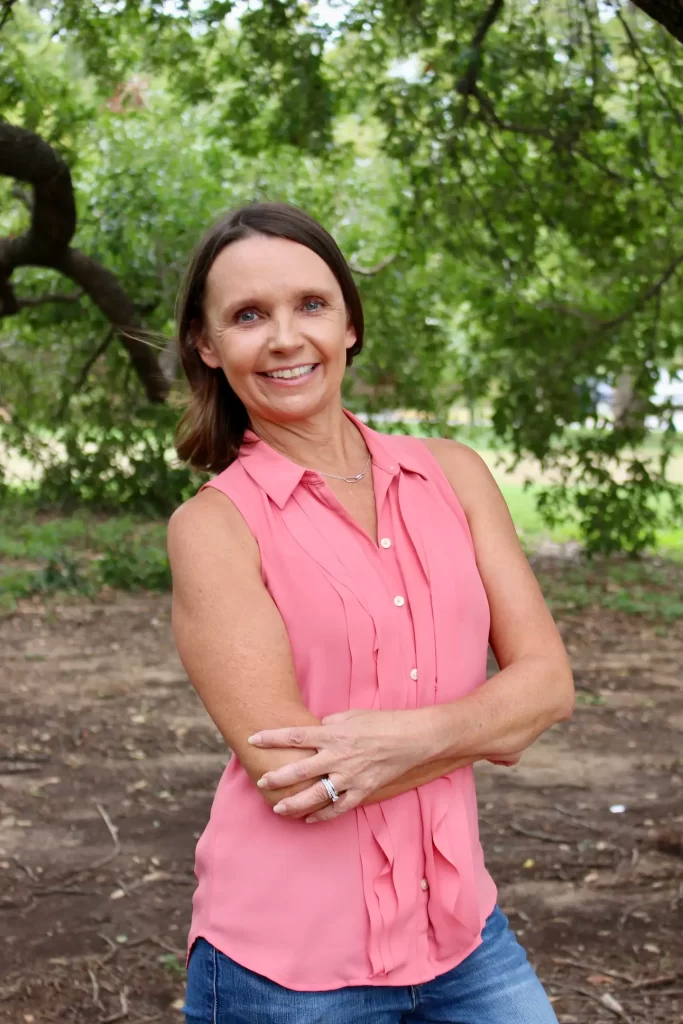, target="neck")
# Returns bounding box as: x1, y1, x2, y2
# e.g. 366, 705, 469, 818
249, 403, 368, 475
